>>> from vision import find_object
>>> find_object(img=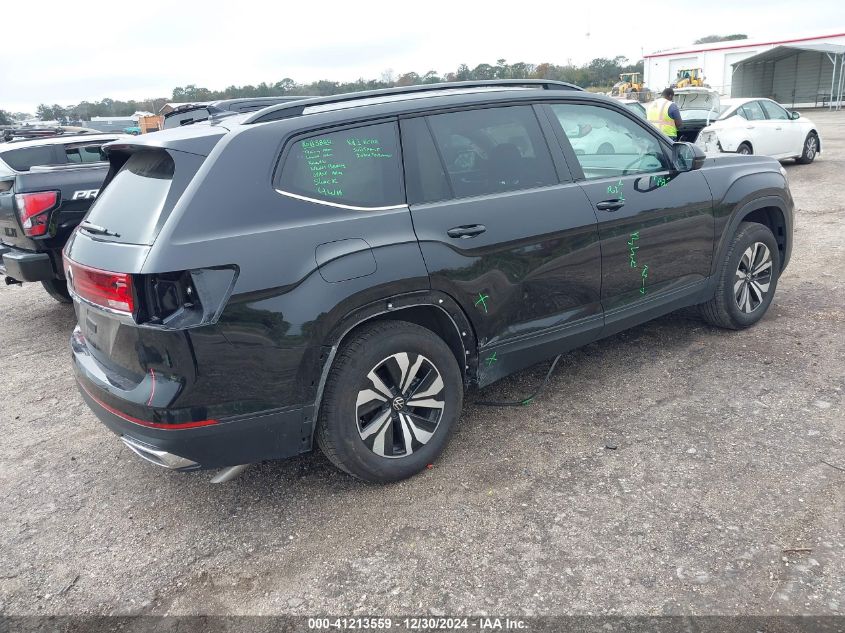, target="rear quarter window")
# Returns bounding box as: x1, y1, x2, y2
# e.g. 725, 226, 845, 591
277, 121, 404, 209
